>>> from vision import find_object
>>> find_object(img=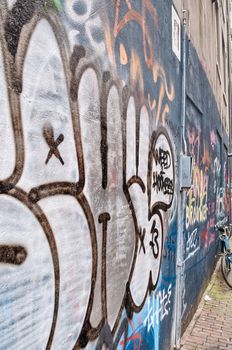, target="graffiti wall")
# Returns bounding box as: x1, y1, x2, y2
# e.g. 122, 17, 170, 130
0, 1, 229, 349
182, 41, 230, 330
